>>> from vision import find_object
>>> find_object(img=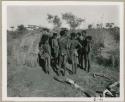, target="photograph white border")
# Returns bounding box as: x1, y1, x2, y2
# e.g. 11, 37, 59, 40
2, 1, 124, 102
